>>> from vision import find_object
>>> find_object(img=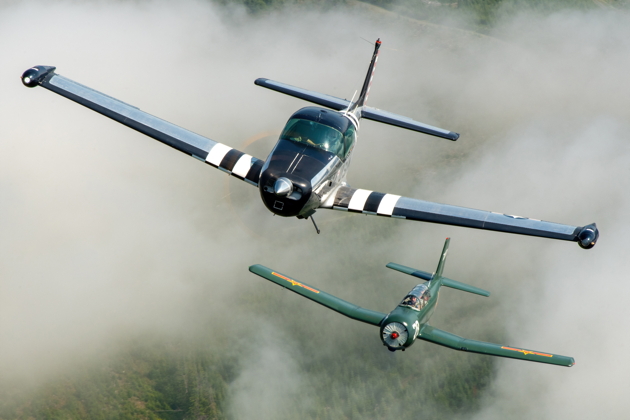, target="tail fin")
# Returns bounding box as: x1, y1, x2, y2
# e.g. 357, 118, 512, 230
385, 237, 449, 281
434, 238, 490, 296
434, 238, 450, 279
386, 238, 490, 297
348, 38, 381, 114
254, 38, 460, 141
